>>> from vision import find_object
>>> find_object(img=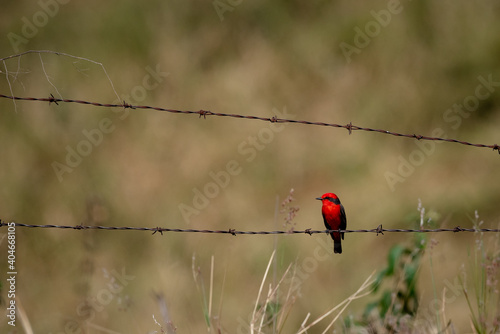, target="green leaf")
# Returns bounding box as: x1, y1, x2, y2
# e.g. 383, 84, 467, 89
405, 264, 418, 291
387, 245, 405, 276
379, 290, 393, 318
